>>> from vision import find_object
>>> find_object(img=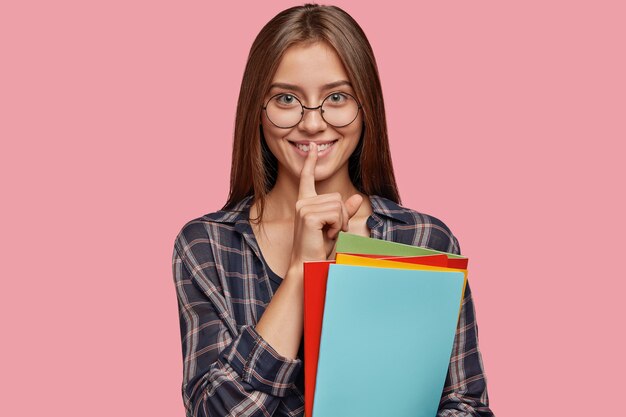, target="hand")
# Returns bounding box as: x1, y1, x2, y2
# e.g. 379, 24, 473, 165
289, 142, 364, 269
